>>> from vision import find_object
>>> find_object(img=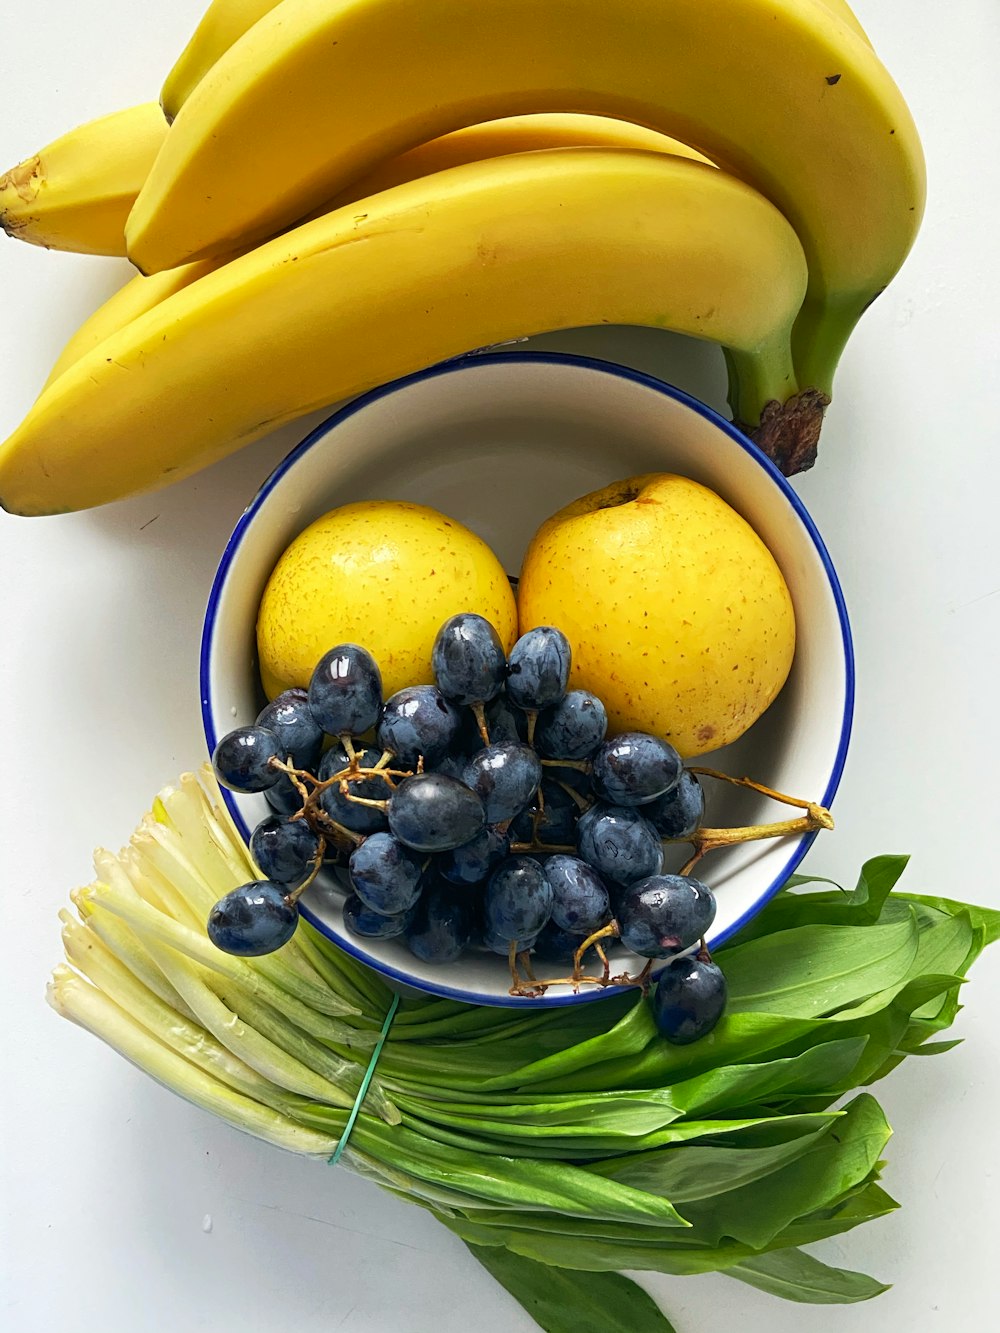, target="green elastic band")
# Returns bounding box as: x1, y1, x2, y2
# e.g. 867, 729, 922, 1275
329, 992, 400, 1167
